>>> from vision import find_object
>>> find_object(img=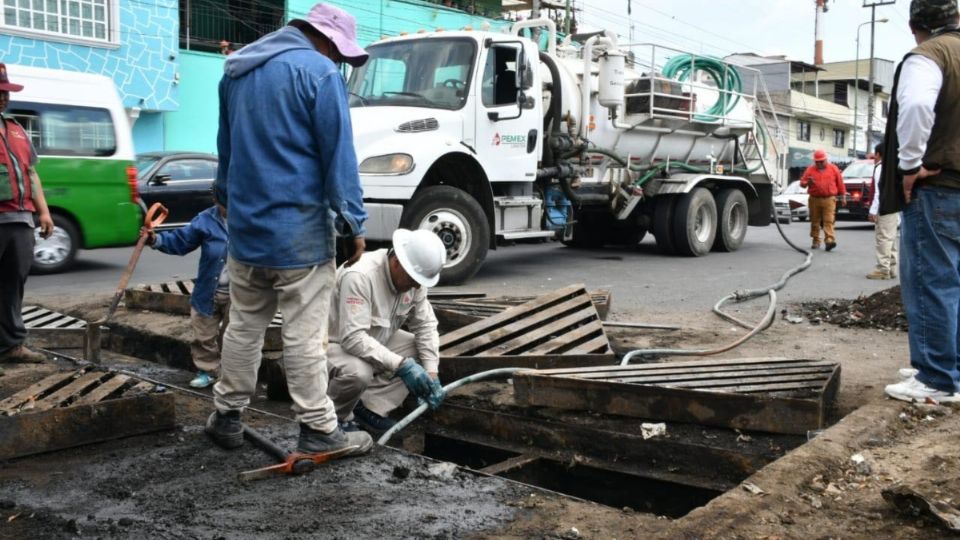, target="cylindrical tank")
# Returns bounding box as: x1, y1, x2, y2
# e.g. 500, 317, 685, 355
598, 50, 626, 110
